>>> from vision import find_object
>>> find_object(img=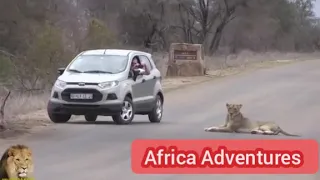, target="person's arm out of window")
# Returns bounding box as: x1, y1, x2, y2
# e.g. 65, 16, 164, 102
141, 63, 150, 75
